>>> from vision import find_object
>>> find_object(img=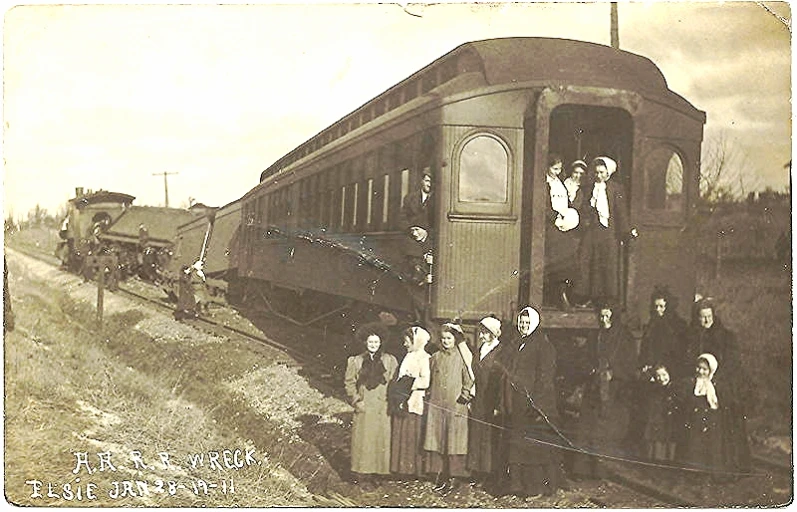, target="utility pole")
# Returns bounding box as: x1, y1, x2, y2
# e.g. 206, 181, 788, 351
610, 2, 620, 49
152, 171, 179, 207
